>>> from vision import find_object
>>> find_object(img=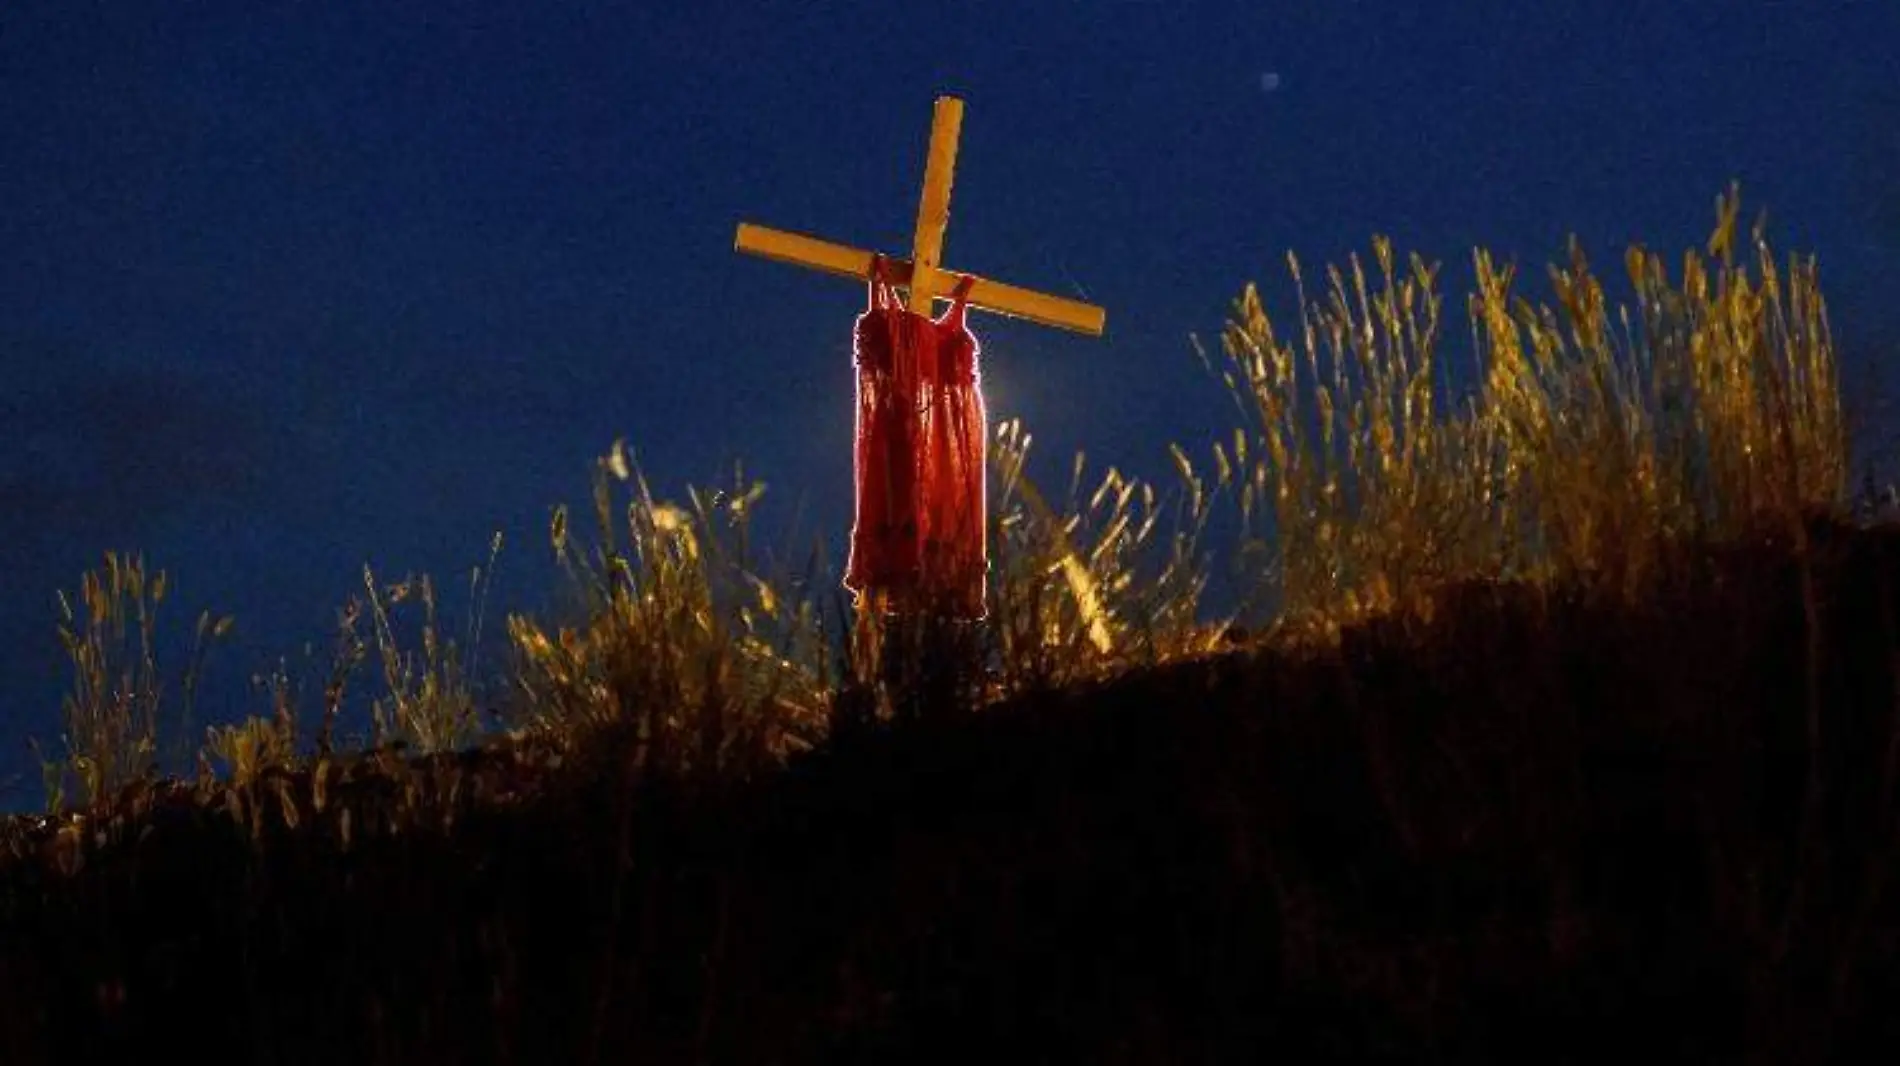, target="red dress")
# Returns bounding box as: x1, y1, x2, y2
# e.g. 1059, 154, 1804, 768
844, 257, 988, 619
